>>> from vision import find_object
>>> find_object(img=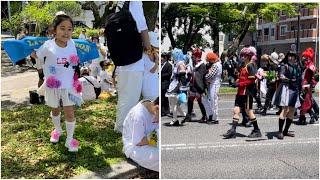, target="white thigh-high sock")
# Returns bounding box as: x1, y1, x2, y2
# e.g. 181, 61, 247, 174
51, 112, 62, 133
65, 120, 76, 142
